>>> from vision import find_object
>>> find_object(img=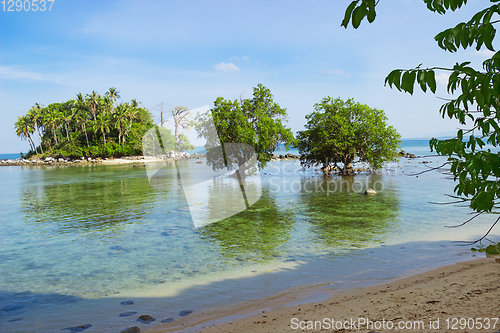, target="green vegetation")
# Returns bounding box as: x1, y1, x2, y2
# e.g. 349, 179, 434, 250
471, 242, 500, 255
14, 88, 195, 159
343, 0, 500, 240
195, 84, 296, 174
297, 97, 401, 175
